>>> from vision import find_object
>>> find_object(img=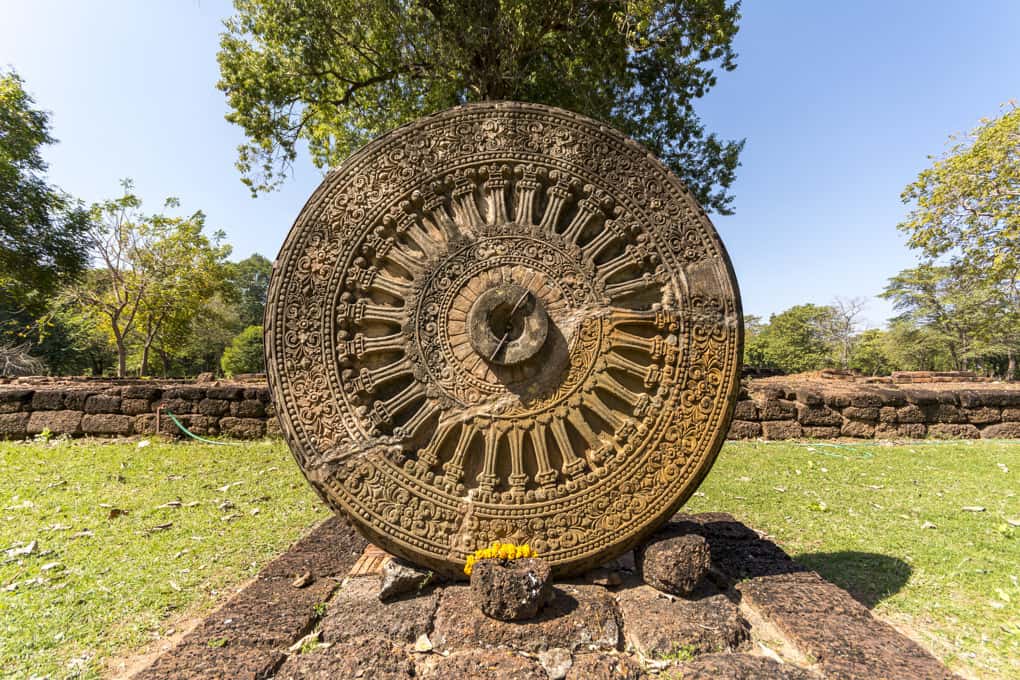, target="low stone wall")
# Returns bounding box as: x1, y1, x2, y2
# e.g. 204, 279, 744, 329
730, 378, 1020, 440
1, 378, 1019, 441
0, 381, 276, 440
